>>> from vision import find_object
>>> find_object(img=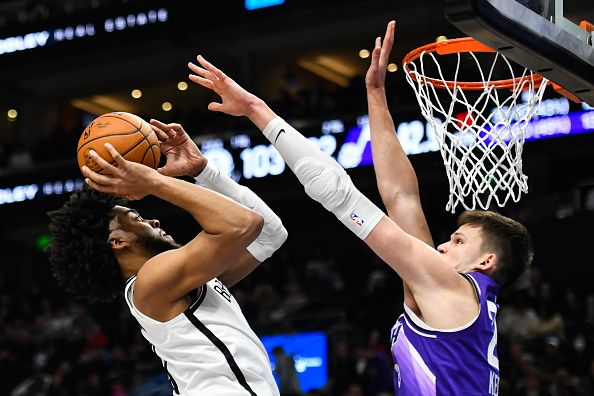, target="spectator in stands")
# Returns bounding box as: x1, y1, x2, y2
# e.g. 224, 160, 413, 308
534, 301, 565, 341
272, 346, 303, 396
330, 341, 358, 396
499, 290, 540, 341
